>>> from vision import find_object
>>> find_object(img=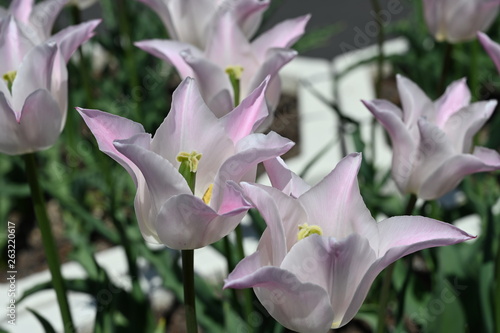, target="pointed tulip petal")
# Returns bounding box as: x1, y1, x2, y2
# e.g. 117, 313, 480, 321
77, 107, 147, 184
240, 183, 288, 265
113, 142, 191, 215
233, 0, 270, 38
248, 48, 297, 111
133, 178, 159, 244
299, 153, 377, 241
341, 216, 474, 327
31, 0, 70, 40
9, 0, 33, 24
0, 16, 34, 75
263, 157, 311, 198
155, 188, 249, 249
47, 19, 100, 63
136, 0, 177, 40
165, 0, 216, 47
377, 216, 475, 257
224, 250, 266, 283
396, 74, 433, 127
15, 89, 62, 154
12, 43, 57, 112
281, 234, 377, 327
221, 76, 270, 143
479, 32, 500, 74
443, 100, 497, 153
252, 15, 310, 61
433, 78, 471, 127
226, 266, 334, 333
0, 92, 23, 155
212, 132, 294, 207
419, 147, 500, 199
362, 99, 415, 191
181, 49, 234, 114
205, 10, 255, 69
408, 118, 454, 195
135, 39, 201, 78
